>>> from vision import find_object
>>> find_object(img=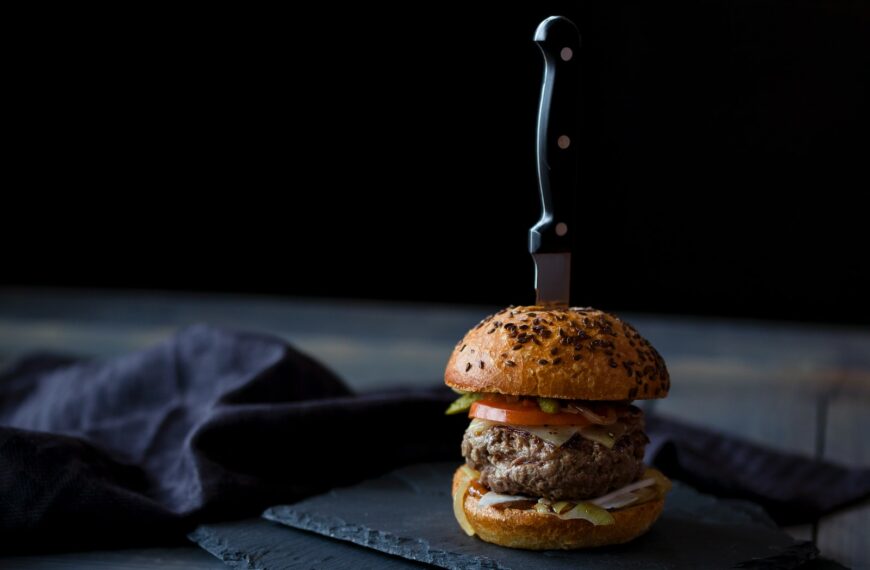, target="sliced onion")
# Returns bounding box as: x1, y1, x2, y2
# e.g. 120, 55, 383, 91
593, 492, 639, 510
478, 491, 534, 509
468, 473, 665, 522
459, 464, 480, 480
568, 402, 617, 425
628, 485, 659, 505
453, 472, 476, 536
589, 477, 656, 508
